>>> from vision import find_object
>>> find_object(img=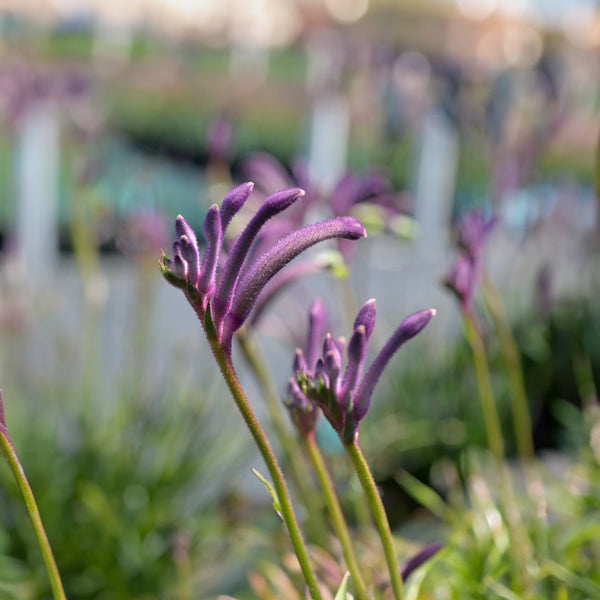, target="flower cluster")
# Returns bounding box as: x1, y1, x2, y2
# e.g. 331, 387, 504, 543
159, 182, 367, 351
444, 210, 497, 312
288, 298, 435, 443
